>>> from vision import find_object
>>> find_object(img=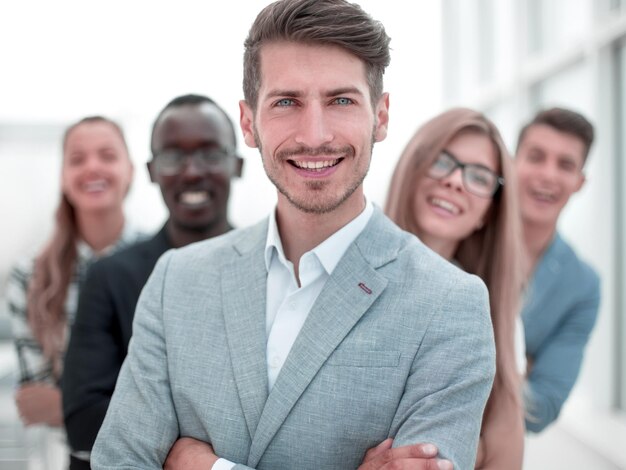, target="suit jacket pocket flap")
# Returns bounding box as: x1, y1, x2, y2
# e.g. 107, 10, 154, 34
327, 351, 400, 368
